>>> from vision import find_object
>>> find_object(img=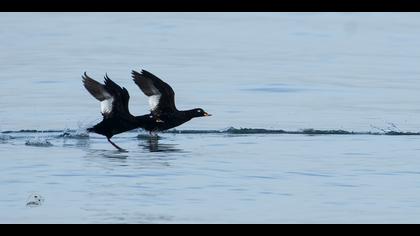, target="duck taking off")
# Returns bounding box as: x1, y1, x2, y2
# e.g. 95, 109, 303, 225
82, 72, 160, 151
132, 69, 212, 133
